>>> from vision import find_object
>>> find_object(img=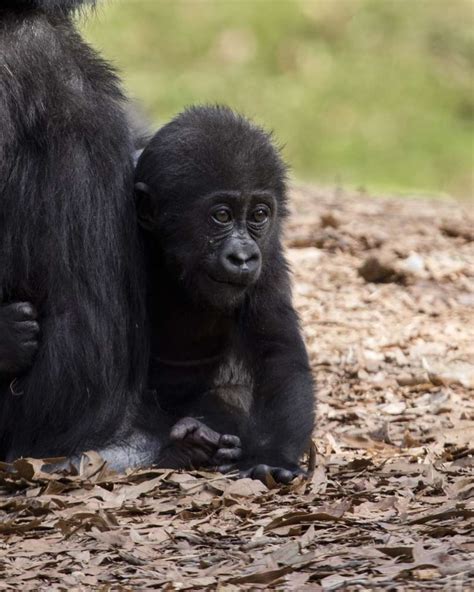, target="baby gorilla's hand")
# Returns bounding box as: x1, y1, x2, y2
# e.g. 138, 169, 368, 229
0, 302, 39, 375
167, 417, 242, 470
240, 464, 306, 485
